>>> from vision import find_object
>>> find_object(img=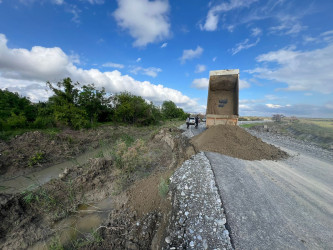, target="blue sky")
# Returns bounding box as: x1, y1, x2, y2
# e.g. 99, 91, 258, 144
0, 0, 332, 117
